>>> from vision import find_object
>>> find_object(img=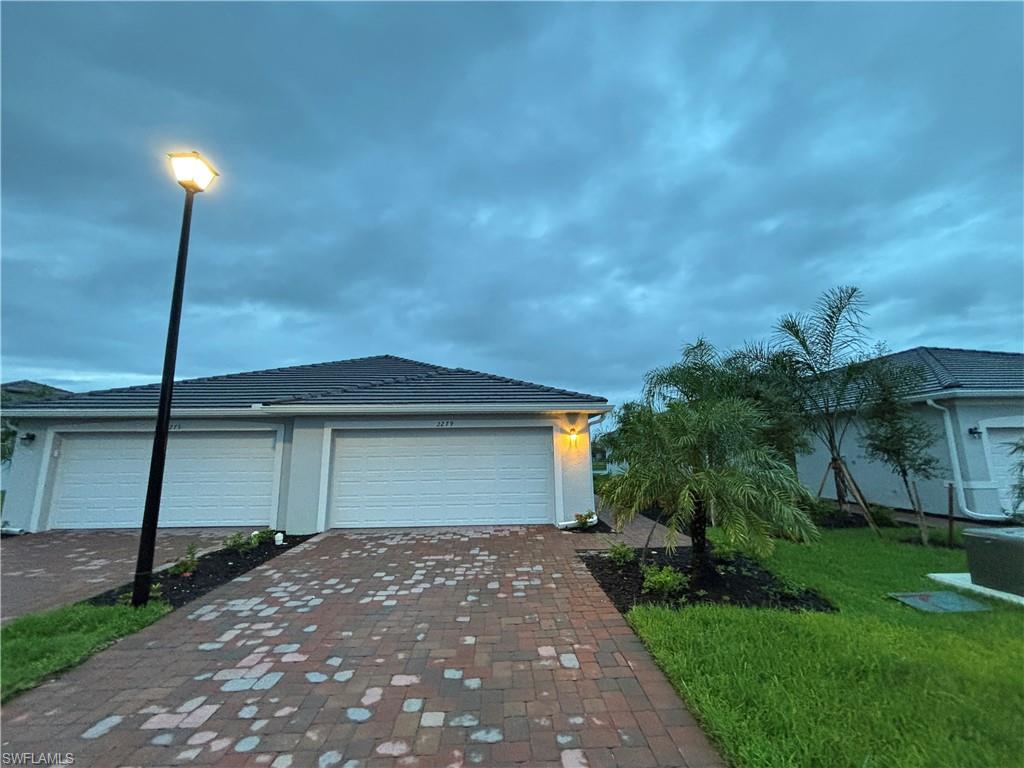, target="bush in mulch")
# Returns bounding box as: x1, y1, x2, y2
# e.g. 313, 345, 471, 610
579, 546, 834, 615
89, 534, 313, 610
565, 519, 614, 534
